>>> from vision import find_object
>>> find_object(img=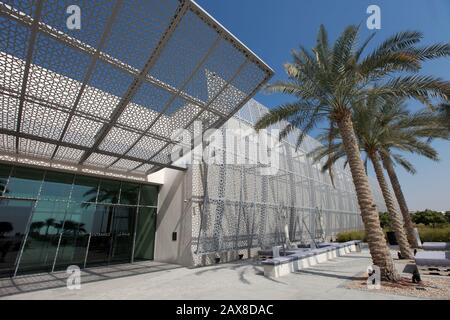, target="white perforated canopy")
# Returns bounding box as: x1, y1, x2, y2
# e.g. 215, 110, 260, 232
0, 0, 272, 181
